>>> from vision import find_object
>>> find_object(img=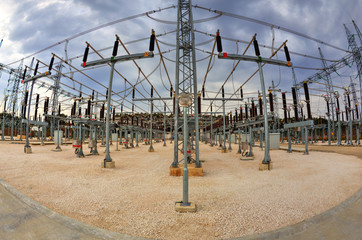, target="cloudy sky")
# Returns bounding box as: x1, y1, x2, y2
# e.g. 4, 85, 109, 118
0, 0, 361, 119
